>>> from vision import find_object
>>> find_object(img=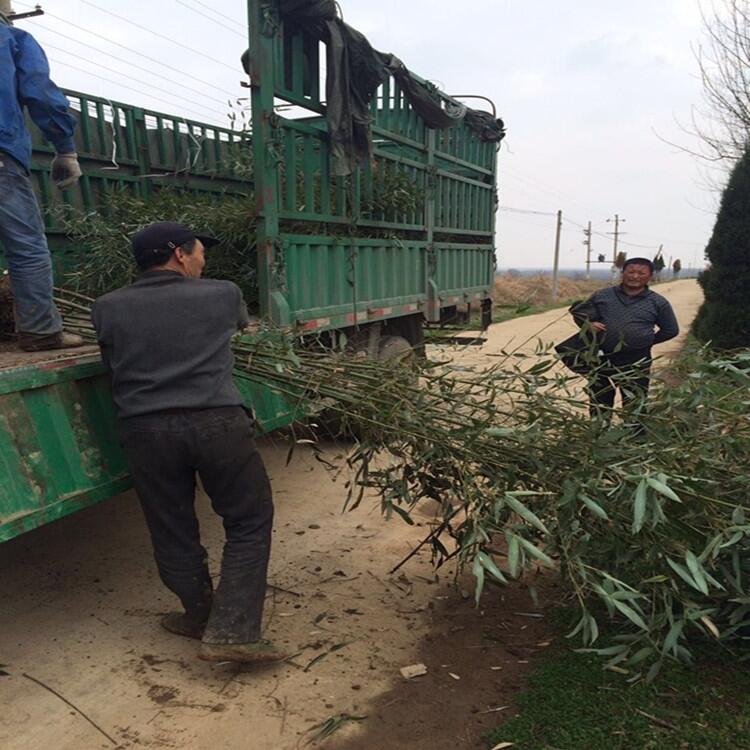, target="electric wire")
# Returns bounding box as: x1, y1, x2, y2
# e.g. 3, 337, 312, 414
173, 0, 248, 38
499, 205, 557, 217
20, 7, 239, 97
48, 57, 229, 124
26, 23, 237, 108
179, 0, 246, 30
78, 0, 242, 73
44, 42, 229, 116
